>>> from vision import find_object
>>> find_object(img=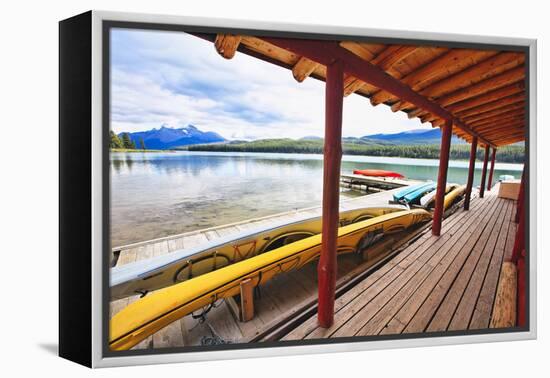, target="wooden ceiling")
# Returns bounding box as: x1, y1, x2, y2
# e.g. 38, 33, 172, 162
205, 34, 527, 147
